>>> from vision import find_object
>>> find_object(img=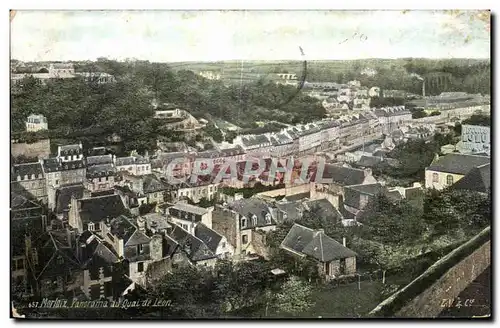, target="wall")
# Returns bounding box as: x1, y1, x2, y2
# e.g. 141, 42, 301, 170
11, 139, 51, 159
212, 207, 238, 253
369, 226, 490, 318
425, 170, 464, 190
